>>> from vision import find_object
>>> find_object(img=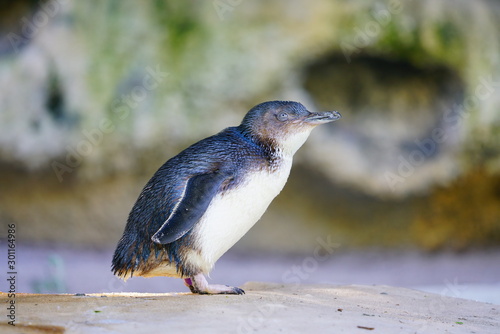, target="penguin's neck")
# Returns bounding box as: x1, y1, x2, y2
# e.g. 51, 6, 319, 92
276, 129, 314, 157
237, 125, 312, 159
